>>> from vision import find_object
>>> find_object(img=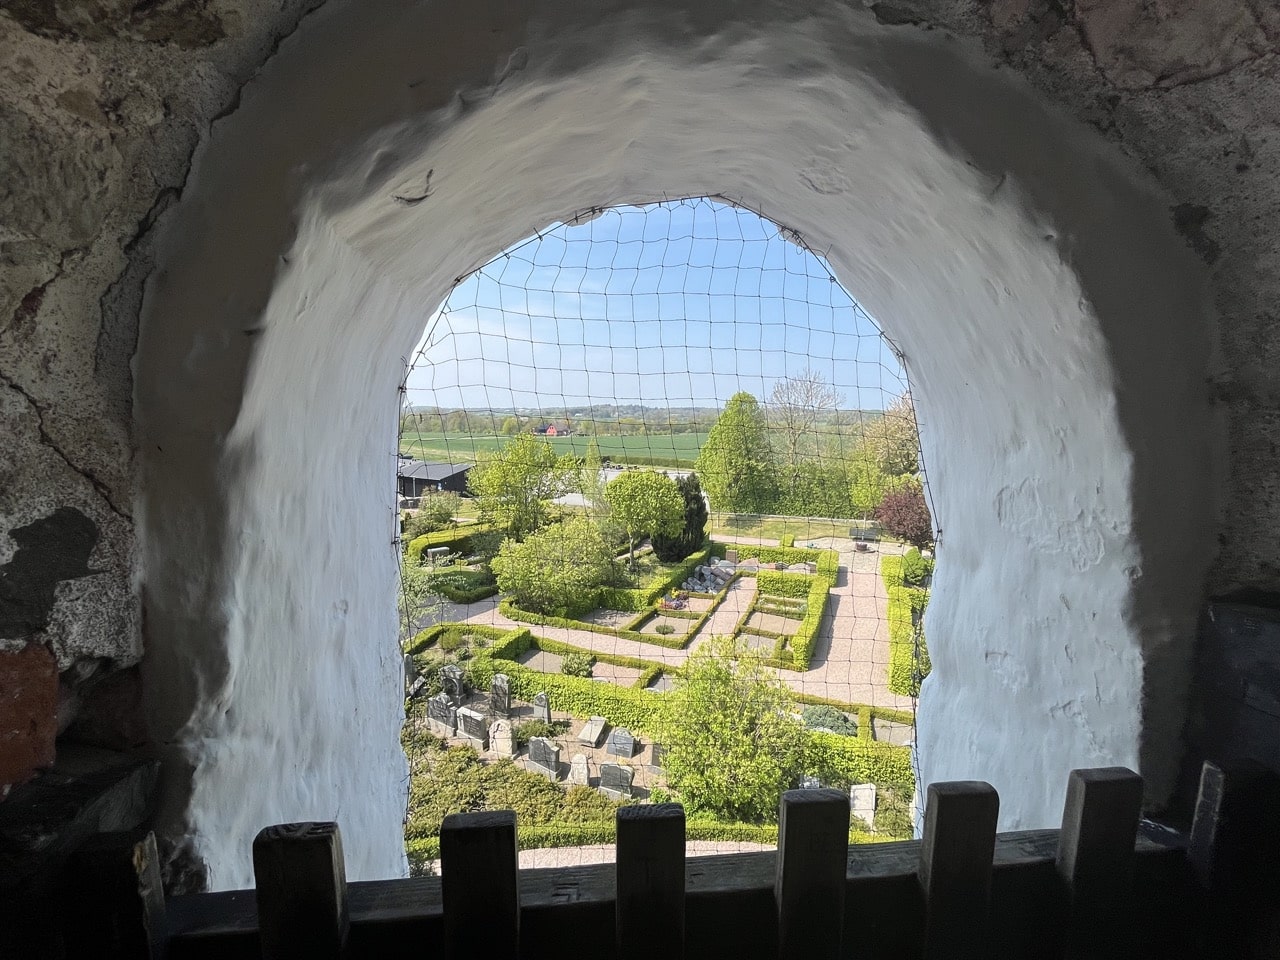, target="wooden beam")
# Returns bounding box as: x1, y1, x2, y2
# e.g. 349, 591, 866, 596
252, 822, 348, 960
918, 781, 999, 960
440, 810, 519, 959
775, 788, 849, 960
62, 830, 168, 959
1055, 766, 1143, 959
616, 802, 685, 960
